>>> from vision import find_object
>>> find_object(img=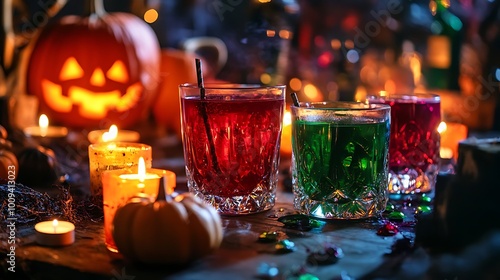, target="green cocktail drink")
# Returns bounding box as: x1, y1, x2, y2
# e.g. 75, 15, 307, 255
291, 102, 390, 219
